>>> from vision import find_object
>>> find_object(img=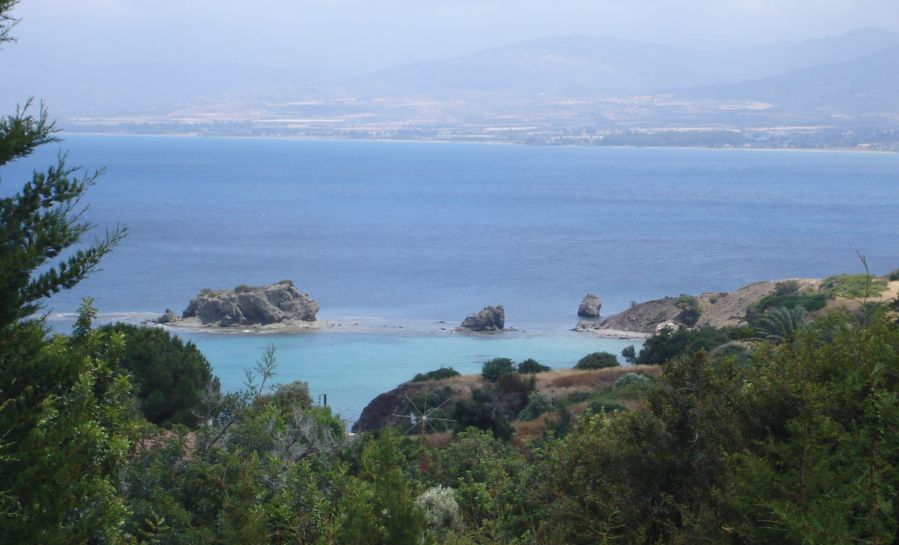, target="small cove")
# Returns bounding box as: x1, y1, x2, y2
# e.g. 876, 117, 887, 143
47, 314, 638, 426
